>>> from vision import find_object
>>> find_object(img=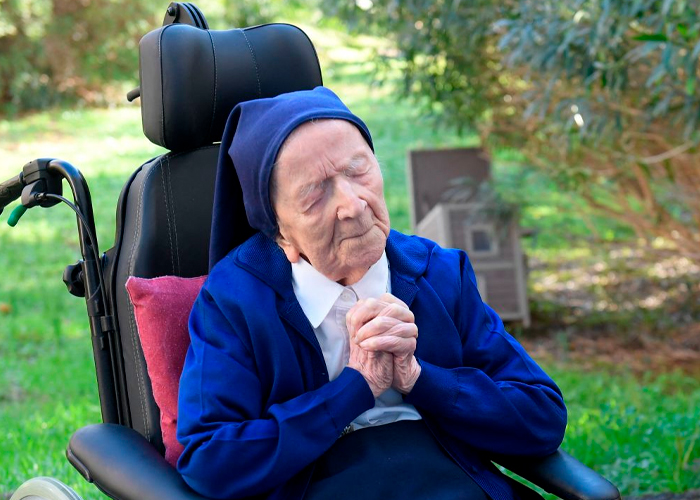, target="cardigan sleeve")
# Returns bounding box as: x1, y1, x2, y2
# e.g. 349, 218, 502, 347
176, 287, 375, 499
404, 249, 567, 457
